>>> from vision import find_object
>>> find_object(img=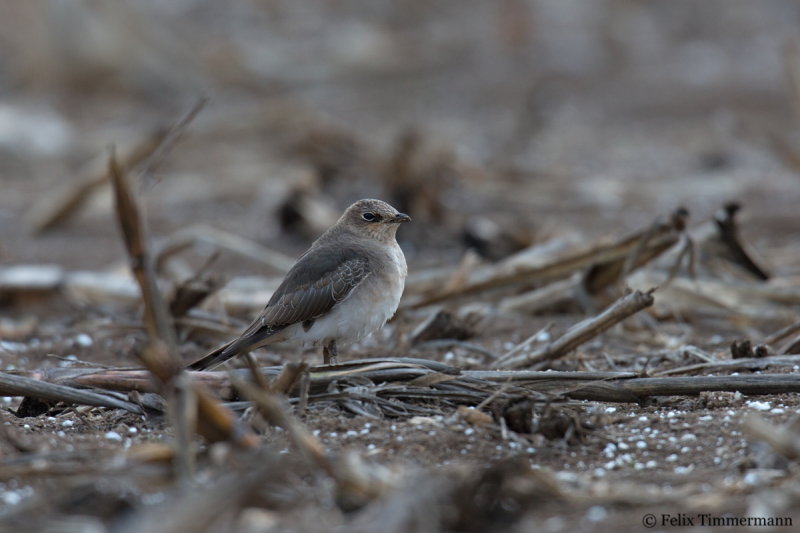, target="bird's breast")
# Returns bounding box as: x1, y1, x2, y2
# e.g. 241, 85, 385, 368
288, 242, 406, 346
